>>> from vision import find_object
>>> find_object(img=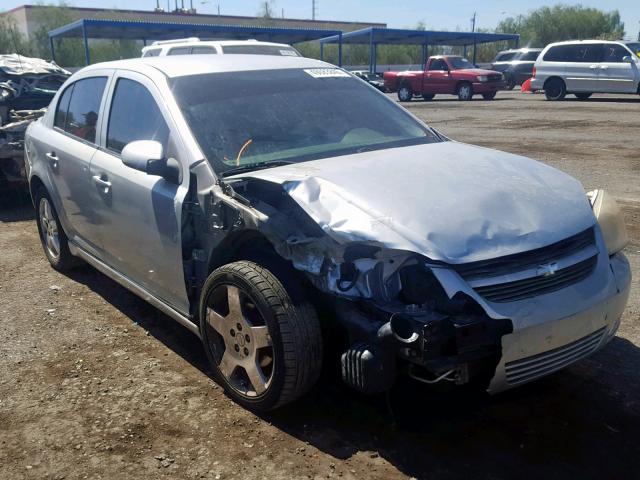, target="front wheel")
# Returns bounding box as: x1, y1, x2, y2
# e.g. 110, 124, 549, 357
482, 92, 497, 100
397, 84, 413, 102
199, 261, 323, 411
544, 78, 566, 101
457, 82, 473, 101
574, 92, 592, 100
